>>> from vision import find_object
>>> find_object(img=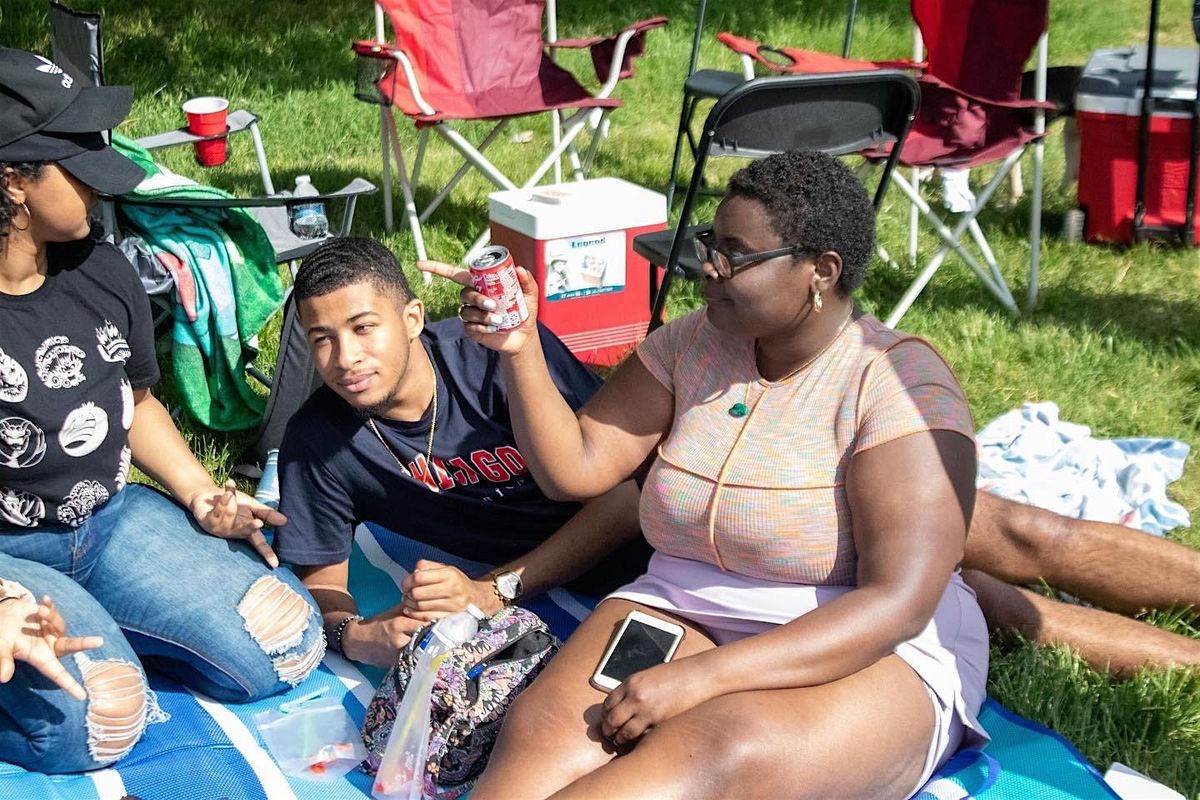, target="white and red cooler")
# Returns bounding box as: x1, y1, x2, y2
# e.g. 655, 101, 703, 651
1075, 47, 1200, 244
489, 178, 667, 367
